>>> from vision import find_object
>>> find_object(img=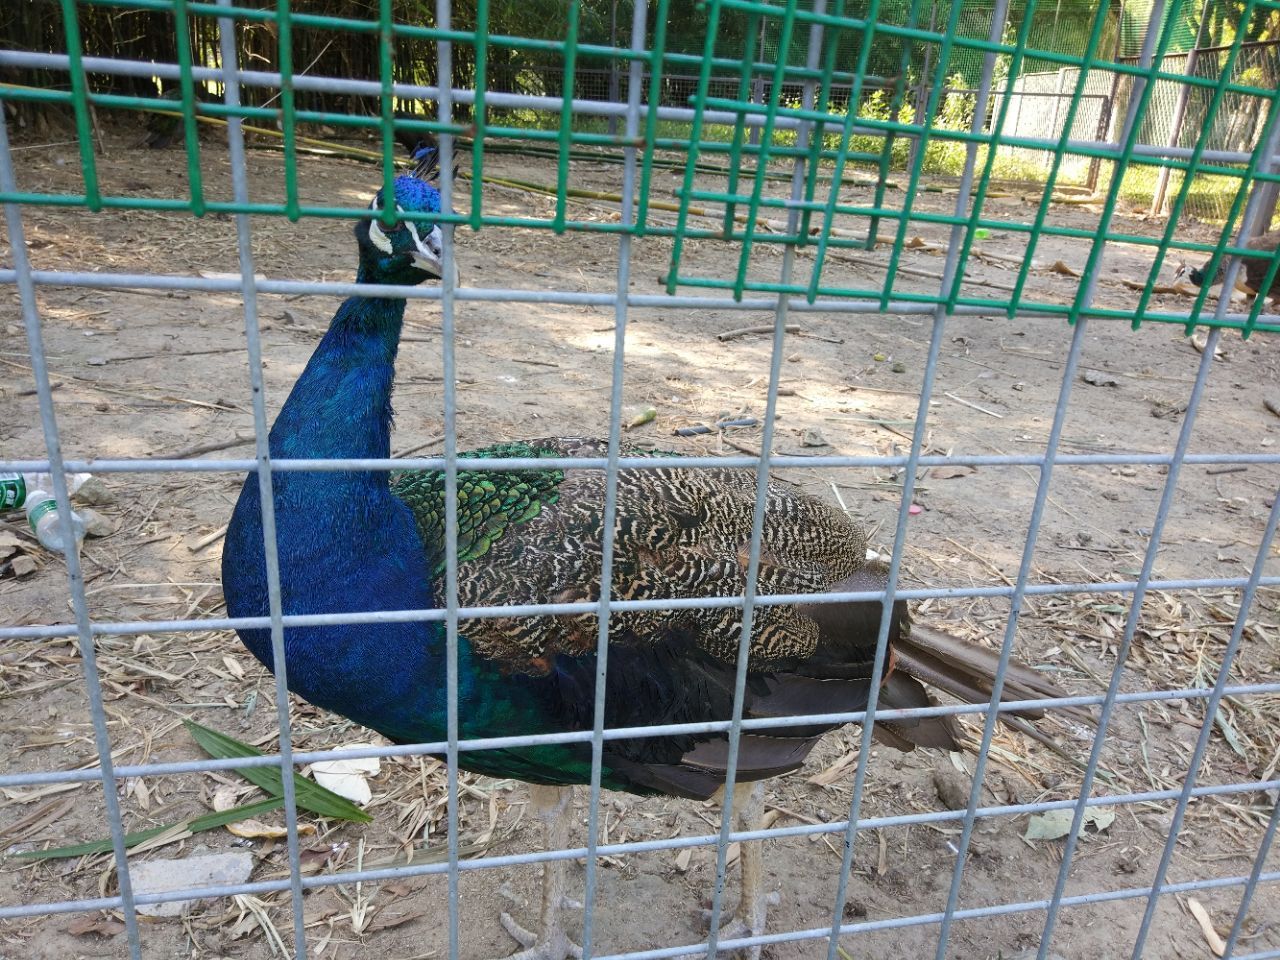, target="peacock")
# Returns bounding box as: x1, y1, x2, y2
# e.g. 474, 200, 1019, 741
220, 161, 1083, 960
1175, 228, 1280, 305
